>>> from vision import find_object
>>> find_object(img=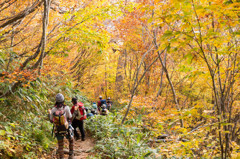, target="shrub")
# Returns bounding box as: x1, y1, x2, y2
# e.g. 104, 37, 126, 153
85, 113, 158, 159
